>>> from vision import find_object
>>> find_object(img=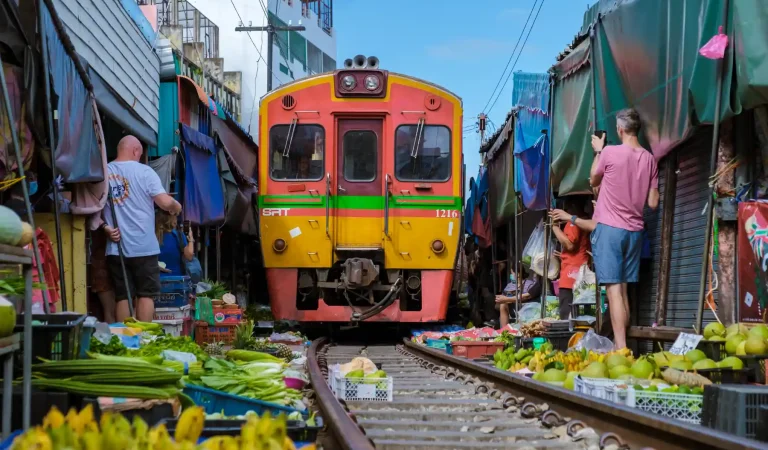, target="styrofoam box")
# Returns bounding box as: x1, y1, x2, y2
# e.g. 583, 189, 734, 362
154, 319, 185, 337
154, 305, 192, 321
